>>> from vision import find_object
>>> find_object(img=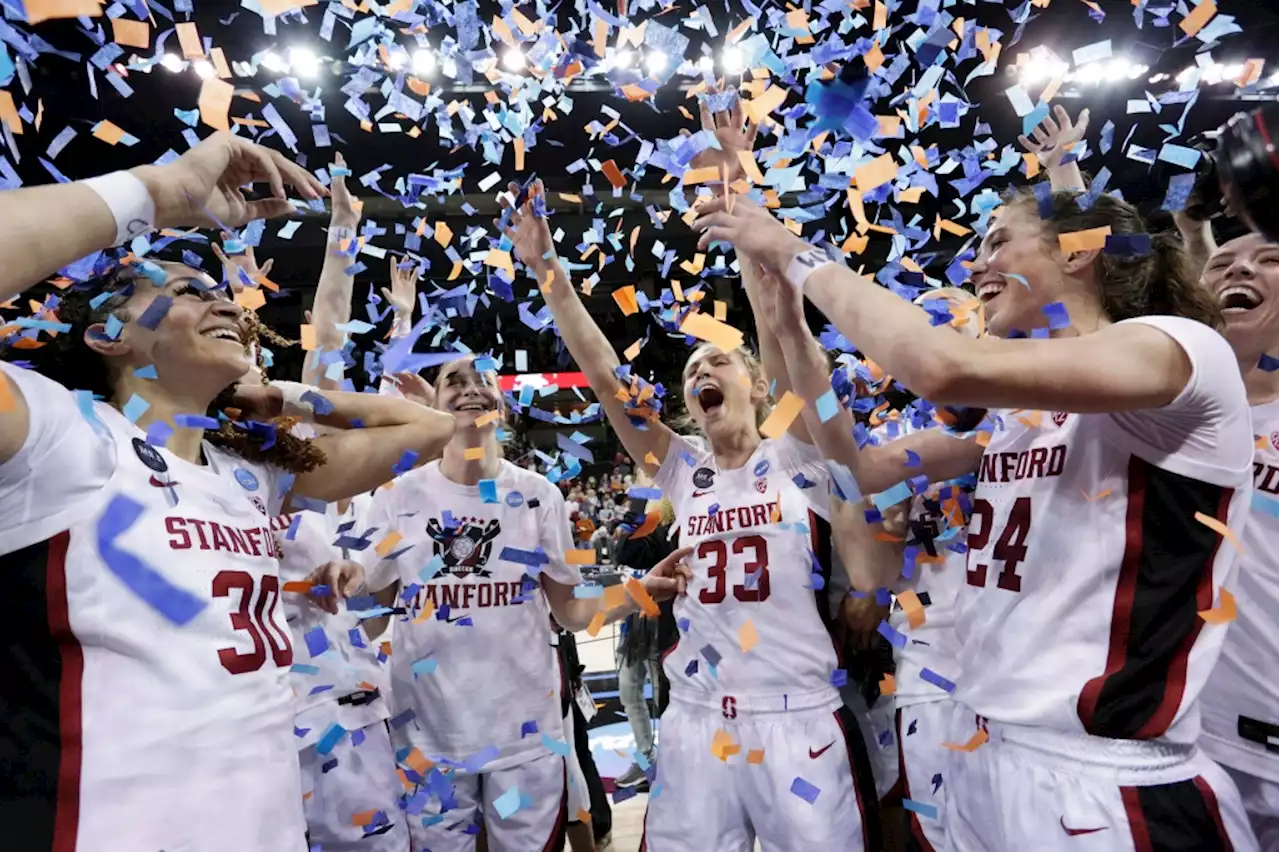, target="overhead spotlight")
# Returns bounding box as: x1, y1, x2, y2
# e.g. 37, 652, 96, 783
1062, 69, 1076, 82
501, 47, 525, 72
697, 56, 715, 73
260, 50, 289, 74
1148, 72, 1168, 83
721, 46, 745, 74
1202, 62, 1225, 84
645, 50, 668, 75
192, 60, 215, 79
387, 49, 407, 70
1128, 63, 1149, 79
412, 48, 436, 76
1079, 63, 1104, 85
160, 53, 185, 72
289, 47, 320, 78
1221, 63, 1244, 82
1108, 58, 1131, 78
1019, 64, 1044, 84
608, 48, 635, 70
1177, 65, 1198, 84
